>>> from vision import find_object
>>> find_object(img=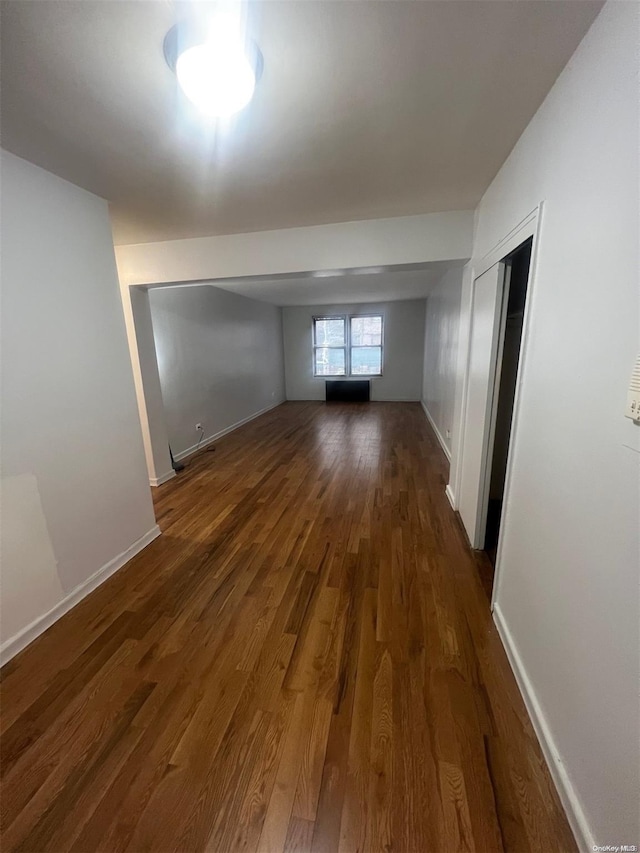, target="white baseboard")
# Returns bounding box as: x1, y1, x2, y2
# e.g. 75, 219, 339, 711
0, 525, 161, 664
150, 470, 176, 487
173, 400, 286, 462
445, 483, 457, 510
420, 400, 452, 462
492, 603, 592, 852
